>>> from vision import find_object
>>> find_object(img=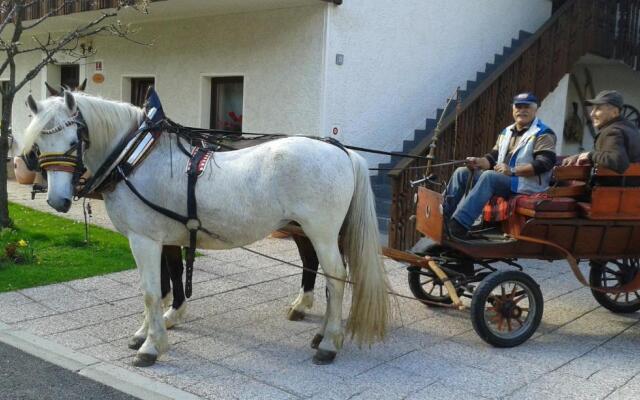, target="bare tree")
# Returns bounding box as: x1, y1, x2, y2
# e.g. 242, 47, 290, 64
0, 0, 148, 227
